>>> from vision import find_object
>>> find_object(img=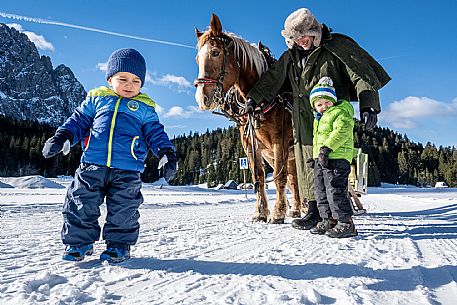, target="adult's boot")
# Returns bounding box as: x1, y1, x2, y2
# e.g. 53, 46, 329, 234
291, 200, 321, 230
